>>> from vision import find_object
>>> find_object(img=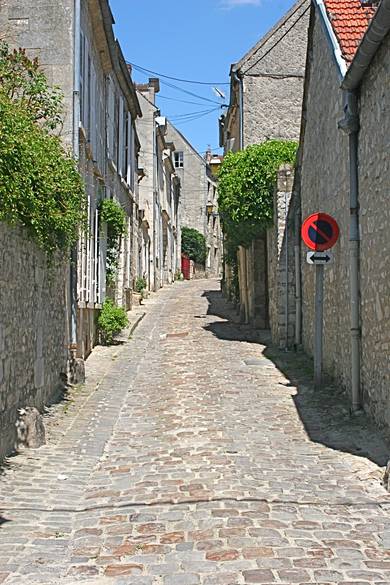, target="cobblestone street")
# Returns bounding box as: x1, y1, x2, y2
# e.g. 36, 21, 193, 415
1, 279, 390, 584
